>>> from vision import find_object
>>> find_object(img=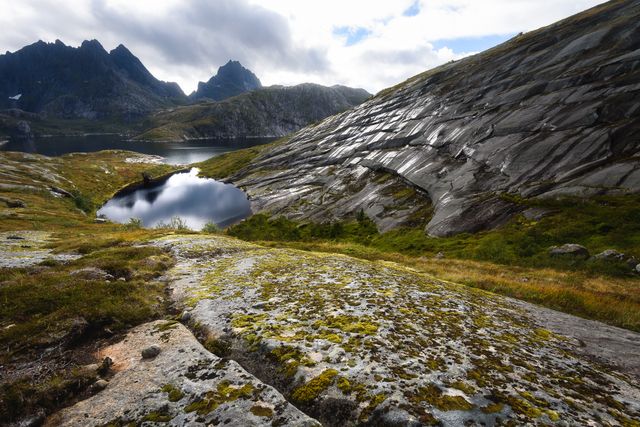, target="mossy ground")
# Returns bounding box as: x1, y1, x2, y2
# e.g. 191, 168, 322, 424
158, 235, 640, 425
0, 151, 178, 423
2, 148, 640, 425
226, 193, 640, 332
